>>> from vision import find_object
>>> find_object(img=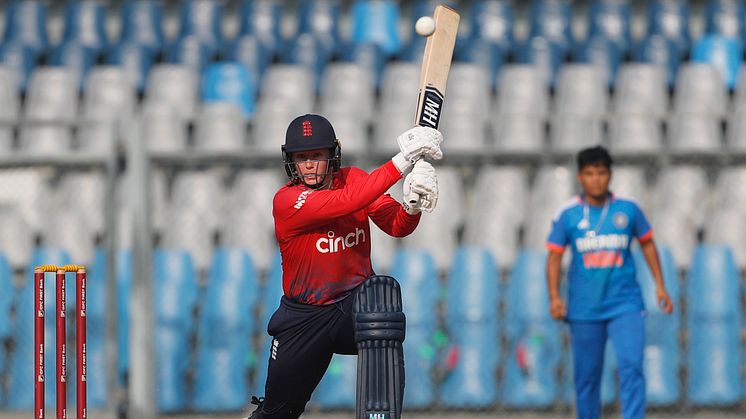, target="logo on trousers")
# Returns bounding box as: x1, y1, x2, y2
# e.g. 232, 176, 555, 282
369, 414, 388, 419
